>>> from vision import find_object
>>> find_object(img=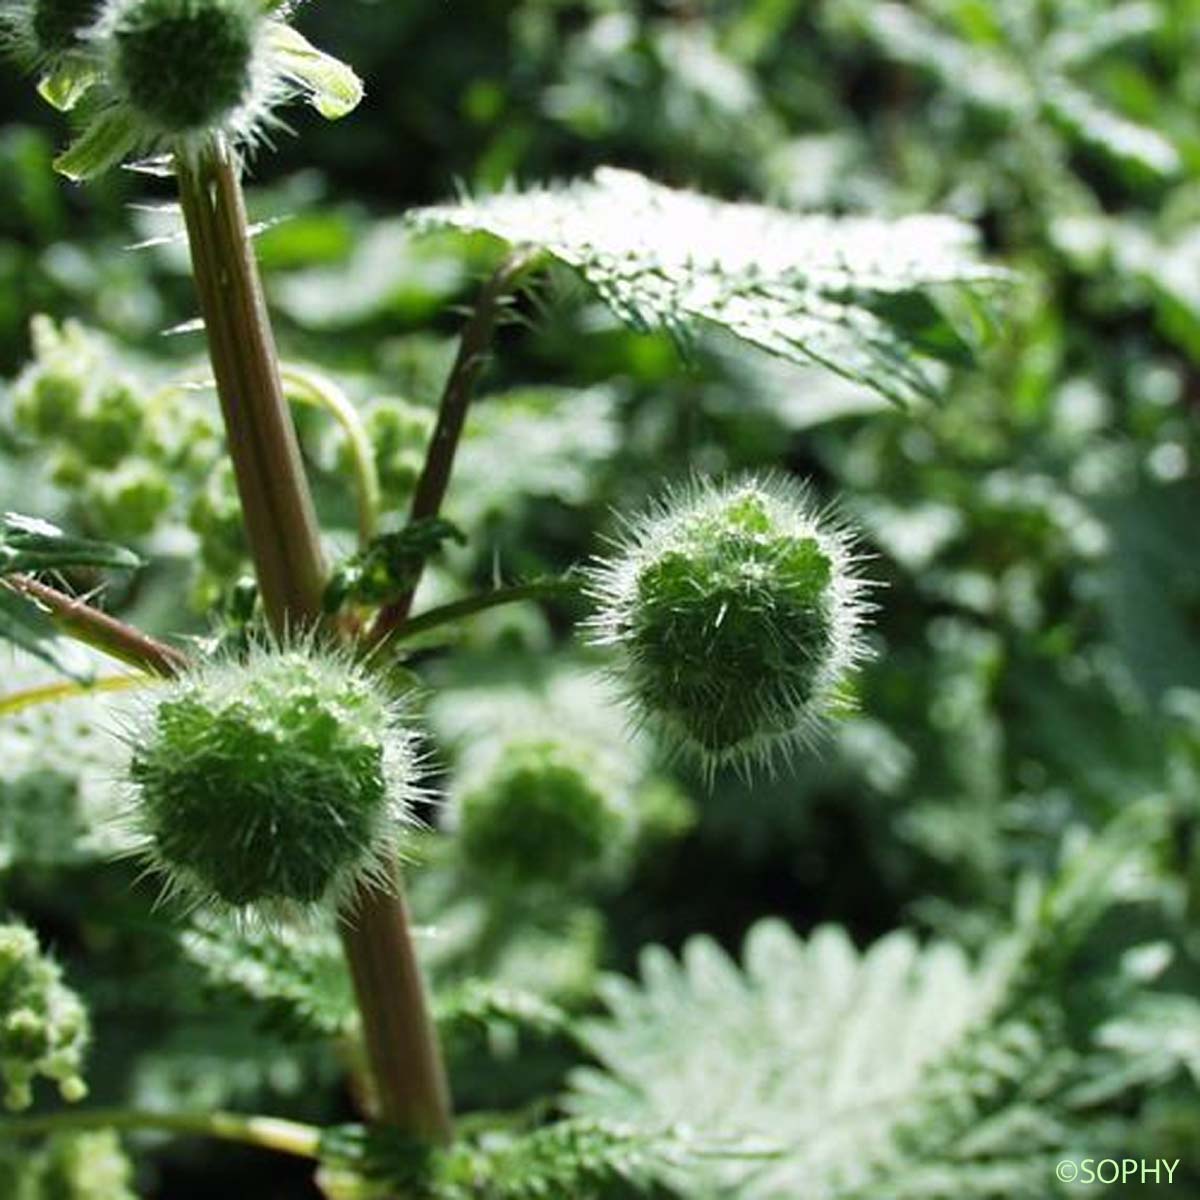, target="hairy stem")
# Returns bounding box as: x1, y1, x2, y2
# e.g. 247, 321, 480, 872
4, 575, 188, 677
0, 1108, 320, 1159
174, 138, 452, 1147
371, 249, 542, 640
